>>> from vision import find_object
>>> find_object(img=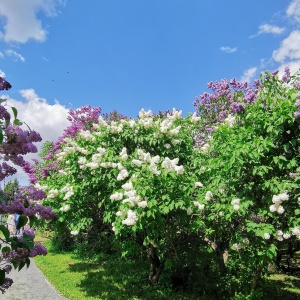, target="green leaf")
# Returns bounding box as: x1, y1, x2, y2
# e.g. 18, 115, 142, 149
295, 209, 300, 216
18, 260, 26, 272
22, 234, 34, 249
29, 215, 37, 228
25, 257, 30, 268
0, 224, 10, 240
11, 106, 18, 119
2, 246, 10, 253
0, 270, 5, 285
0, 190, 7, 203
16, 216, 28, 230
13, 118, 23, 126
0, 127, 3, 144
